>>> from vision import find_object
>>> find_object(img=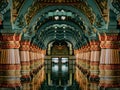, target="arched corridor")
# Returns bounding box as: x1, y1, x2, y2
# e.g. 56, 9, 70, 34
0, 0, 120, 90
